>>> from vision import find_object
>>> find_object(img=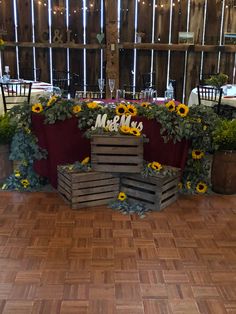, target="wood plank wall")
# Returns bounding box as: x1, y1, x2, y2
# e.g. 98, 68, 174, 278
0, 0, 236, 103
